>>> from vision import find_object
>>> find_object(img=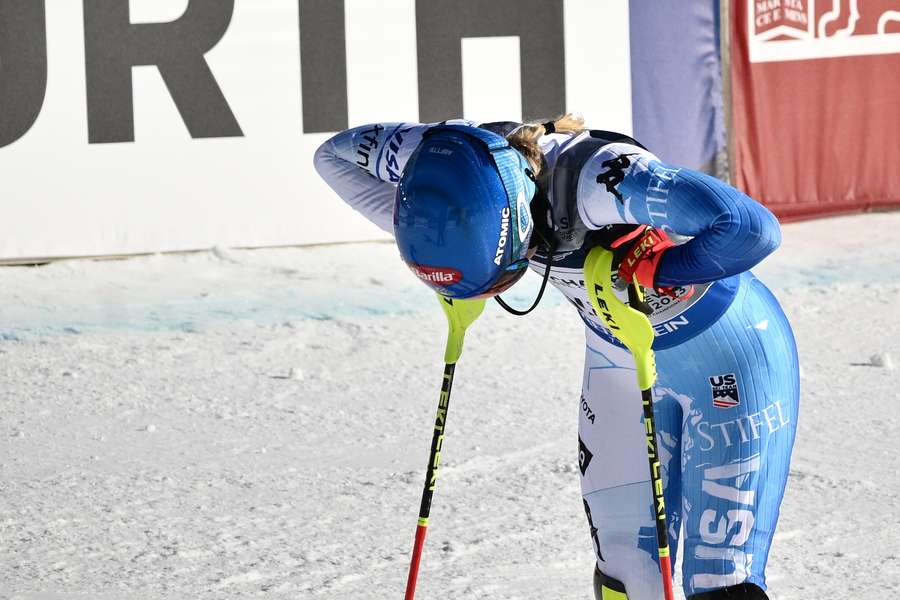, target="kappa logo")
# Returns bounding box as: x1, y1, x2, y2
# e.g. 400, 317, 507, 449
578, 436, 593, 476
596, 153, 638, 203
710, 373, 740, 409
